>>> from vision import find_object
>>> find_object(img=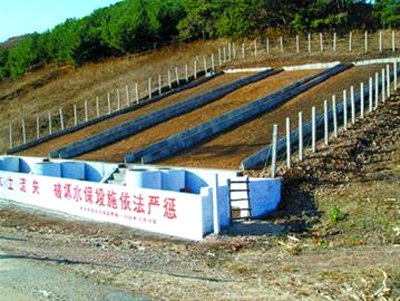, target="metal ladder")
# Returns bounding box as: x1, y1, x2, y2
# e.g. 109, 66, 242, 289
227, 175, 251, 221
